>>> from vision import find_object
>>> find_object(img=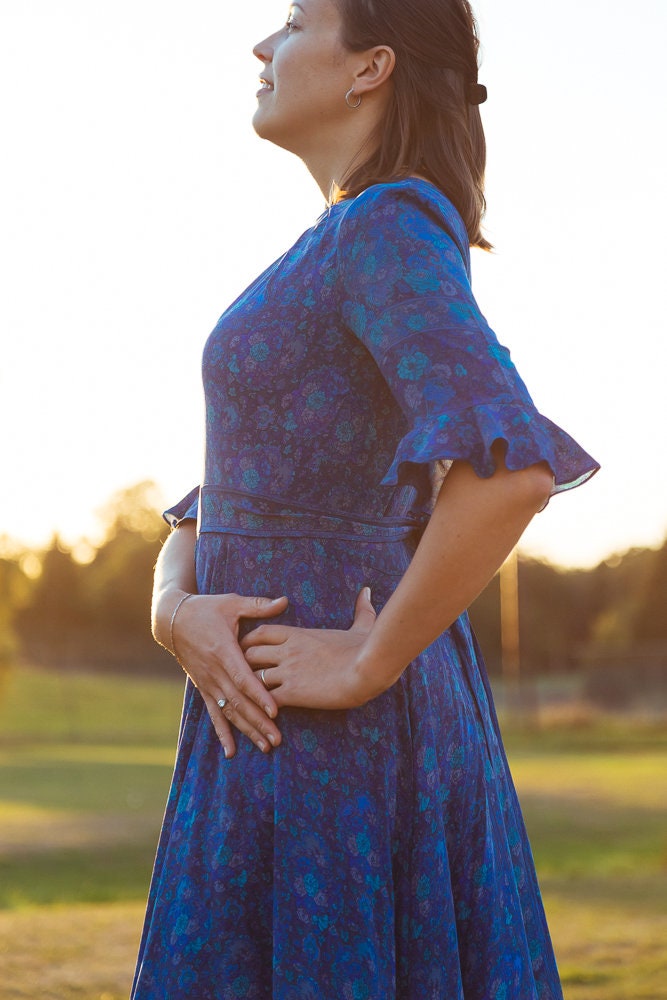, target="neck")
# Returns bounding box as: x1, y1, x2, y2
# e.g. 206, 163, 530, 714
305, 148, 371, 203
297, 111, 381, 202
